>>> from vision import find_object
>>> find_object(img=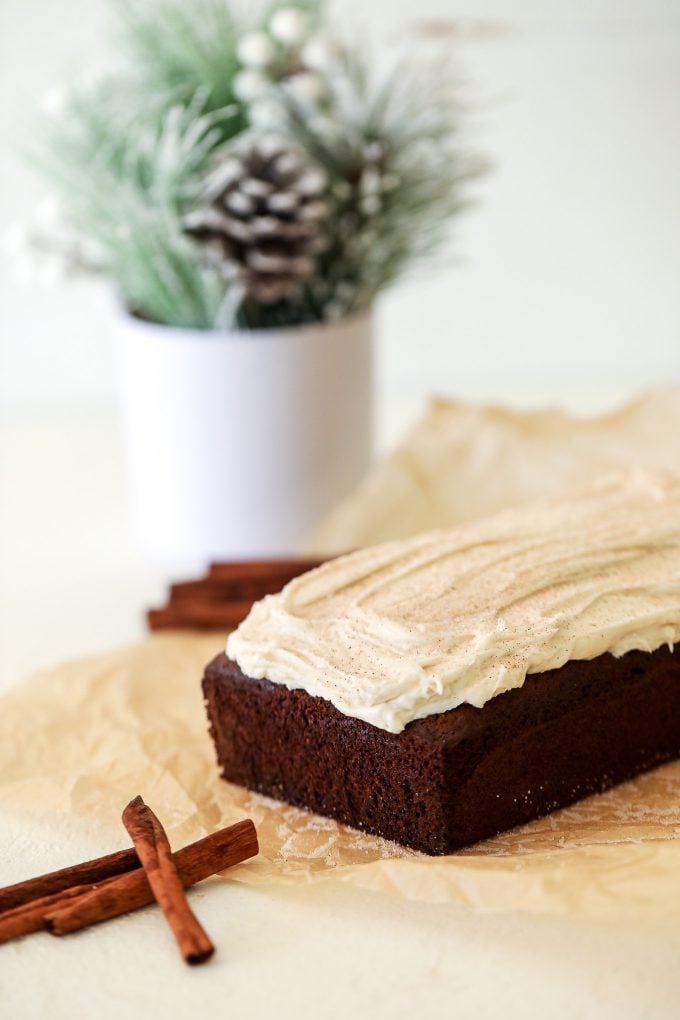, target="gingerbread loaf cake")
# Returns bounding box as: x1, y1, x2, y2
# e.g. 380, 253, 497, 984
203, 473, 680, 854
